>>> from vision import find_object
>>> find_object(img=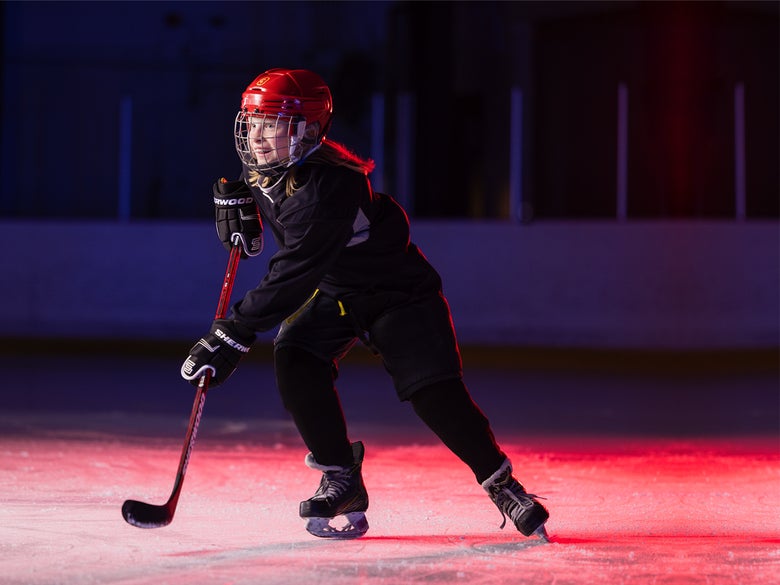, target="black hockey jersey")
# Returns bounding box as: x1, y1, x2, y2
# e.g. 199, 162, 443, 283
230, 162, 442, 332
